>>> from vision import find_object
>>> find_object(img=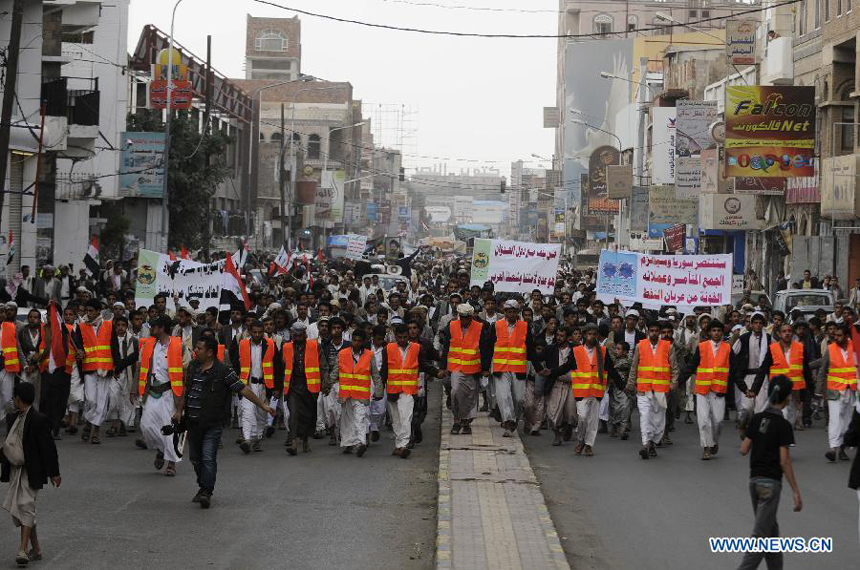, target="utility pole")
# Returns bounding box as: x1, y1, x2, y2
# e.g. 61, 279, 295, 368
203, 35, 213, 259
279, 103, 287, 249
0, 0, 25, 234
